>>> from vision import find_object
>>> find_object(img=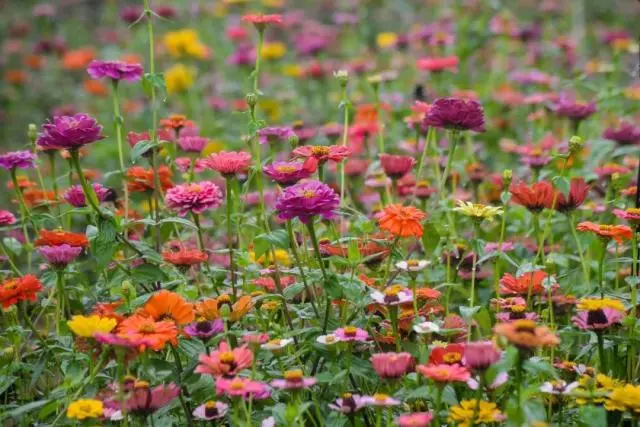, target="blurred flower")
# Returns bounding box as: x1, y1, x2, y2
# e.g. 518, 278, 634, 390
540, 380, 579, 395
242, 14, 283, 30
371, 352, 414, 379
553, 178, 589, 213
453, 201, 502, 221
165, 64, 195, 95
509, 181, 554, 213
87, 60, 143, 82
63, 183, 111, 207
127, 166, 174, 193
576, 222, 632, 243
67, 399, 103, 420
604, 384, 640, 414
276, 180, 339, 223
0, 275, 43, 308
192, 401, 229, 421
362, 394, 401, 407
258, 126, 296, 144
417, 363, 470, 383
263, 161, 311, 186
416, 56, 459, 73
216, 377, 270, 399
613, 208, 640, 224
602, 121, 640, 145
334, 326, 369, 342
196, 341, 253, 378
0, 210, 16, 226
36, 114, 104, 150
423, 98, 485, 132
448, 400, 504, 426
142, 290, 195, 325
0, 151, 36, 170
380, 154, 416, 179
499, 270, 549, 296
165, 181, 223, 216
122, 382, 180, 416
271, 370, 317, 389
163, 247, 208, 267
205, 151, 252, 177
329, 393, 366, 413
396, 412, 433, 427
377, 32, 398, 49
261, 42, 286, 60
195, 295, 253, 322
164, 29, 208, 59
463, 341, 501, 371
177, 135, 207, 153
494, 319, 559, 350
371, 286, 413, 306
292, 145, 350, 173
